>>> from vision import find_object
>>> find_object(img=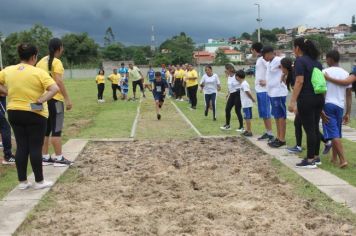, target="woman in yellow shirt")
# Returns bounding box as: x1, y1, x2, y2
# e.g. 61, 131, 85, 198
108, 68, 121, 101
186, 64, 199, 109
0, 43, 59, 190
96, 69, 105, 102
